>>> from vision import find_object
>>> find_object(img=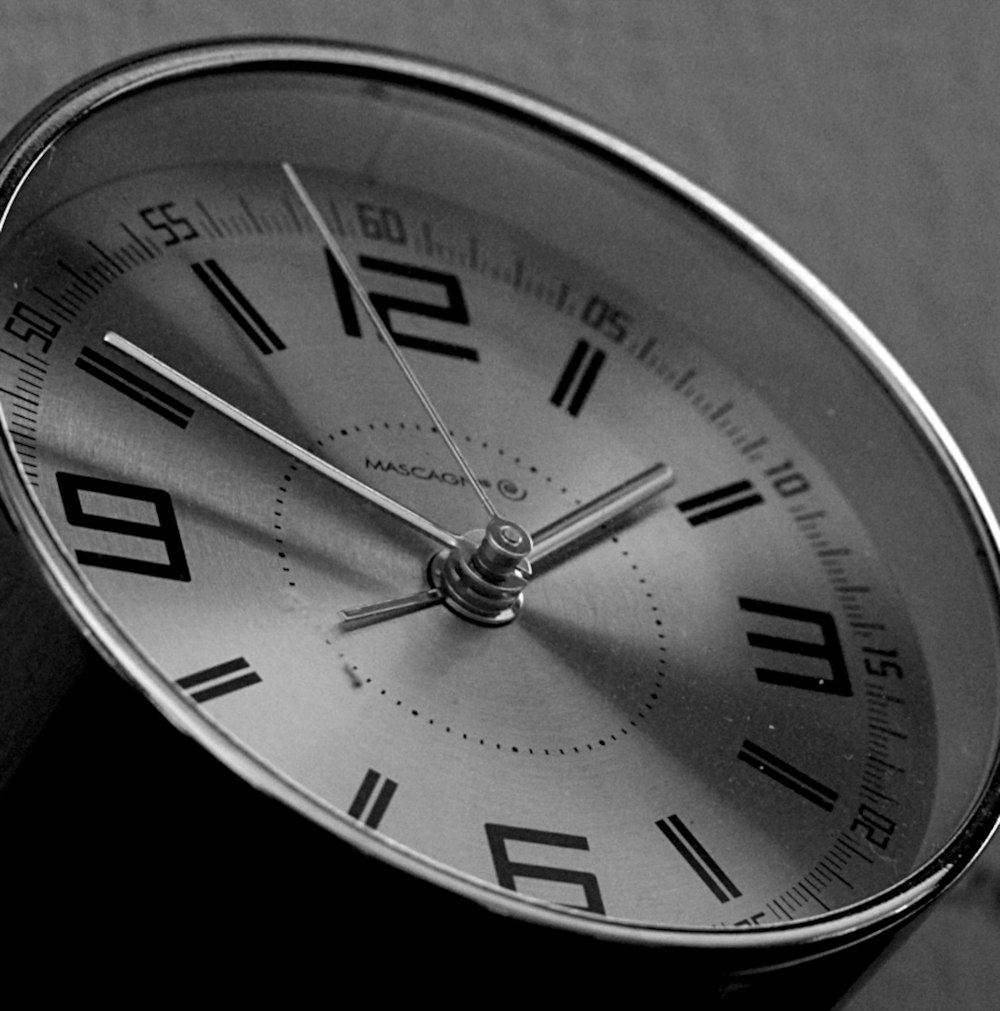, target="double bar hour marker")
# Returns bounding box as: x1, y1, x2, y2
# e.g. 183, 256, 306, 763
676, 479, 764, 526
656, 814, 742, 904
738, 739, 839, 811
551, 339, 606, 417
176, 656, 262, 703
348, 768, 398, 829
76, 347, 194, 428
192, 258, 286, 354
